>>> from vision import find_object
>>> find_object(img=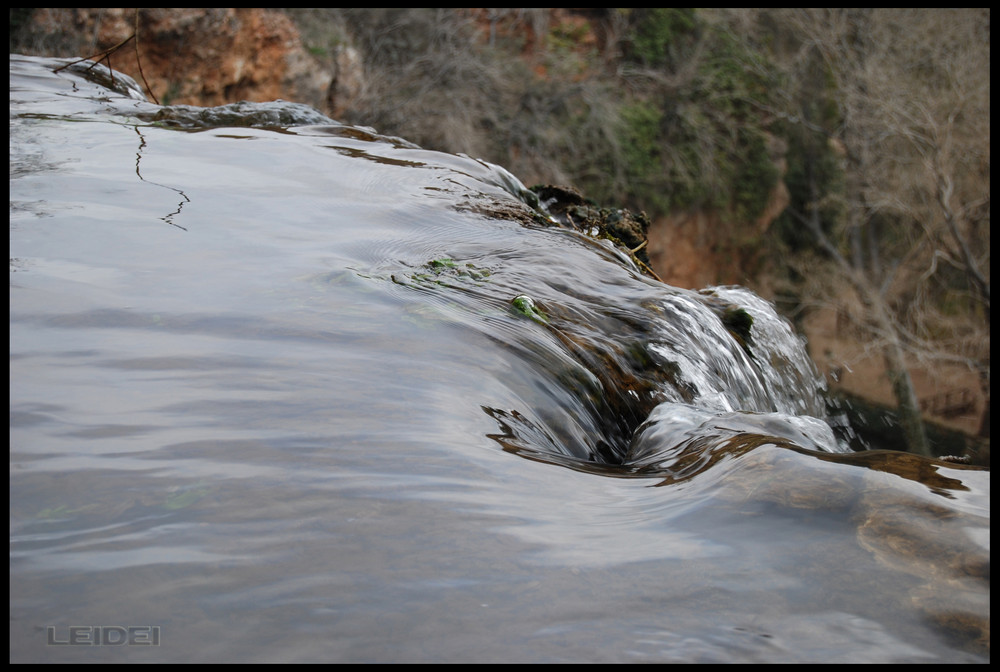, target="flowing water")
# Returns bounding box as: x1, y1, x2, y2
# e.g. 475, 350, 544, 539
9, 55, 989, 663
